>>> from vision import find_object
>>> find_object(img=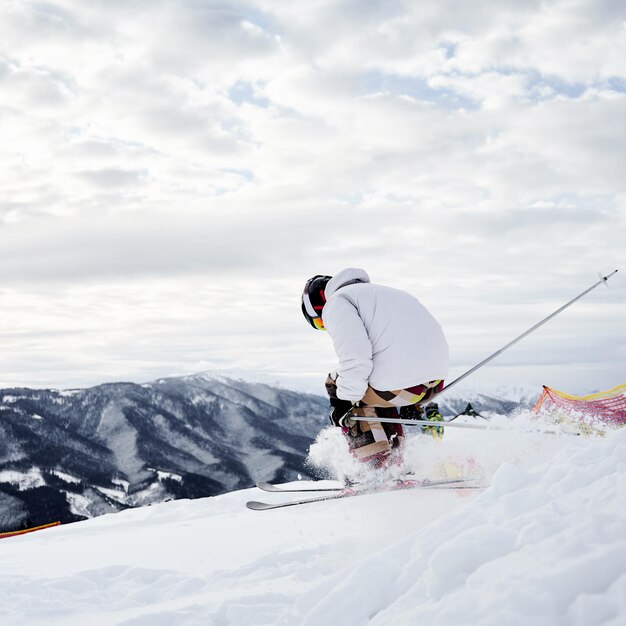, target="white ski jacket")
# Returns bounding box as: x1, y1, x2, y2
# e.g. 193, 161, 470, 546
322, 268, 449, 402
